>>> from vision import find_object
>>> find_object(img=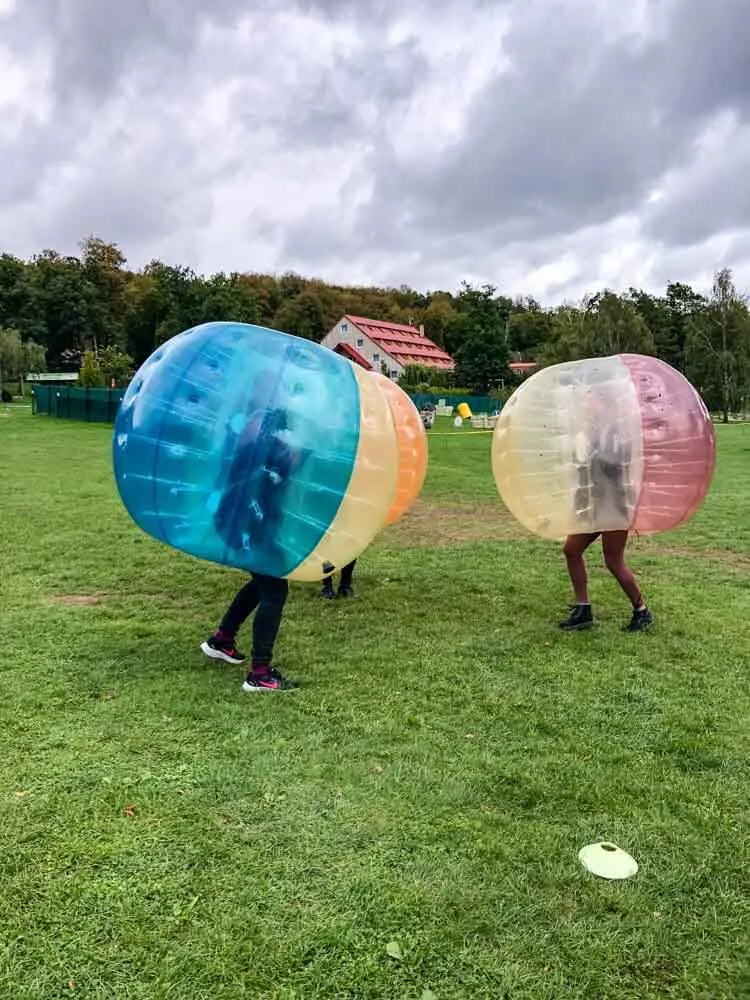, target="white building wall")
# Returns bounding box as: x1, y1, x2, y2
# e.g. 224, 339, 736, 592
320, 318, 403, 378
